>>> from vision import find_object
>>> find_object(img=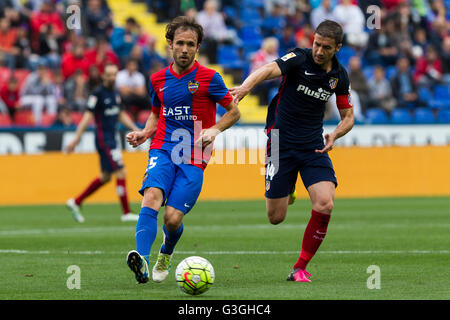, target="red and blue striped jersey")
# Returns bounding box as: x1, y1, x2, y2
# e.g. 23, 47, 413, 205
149, 61, 233, 170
